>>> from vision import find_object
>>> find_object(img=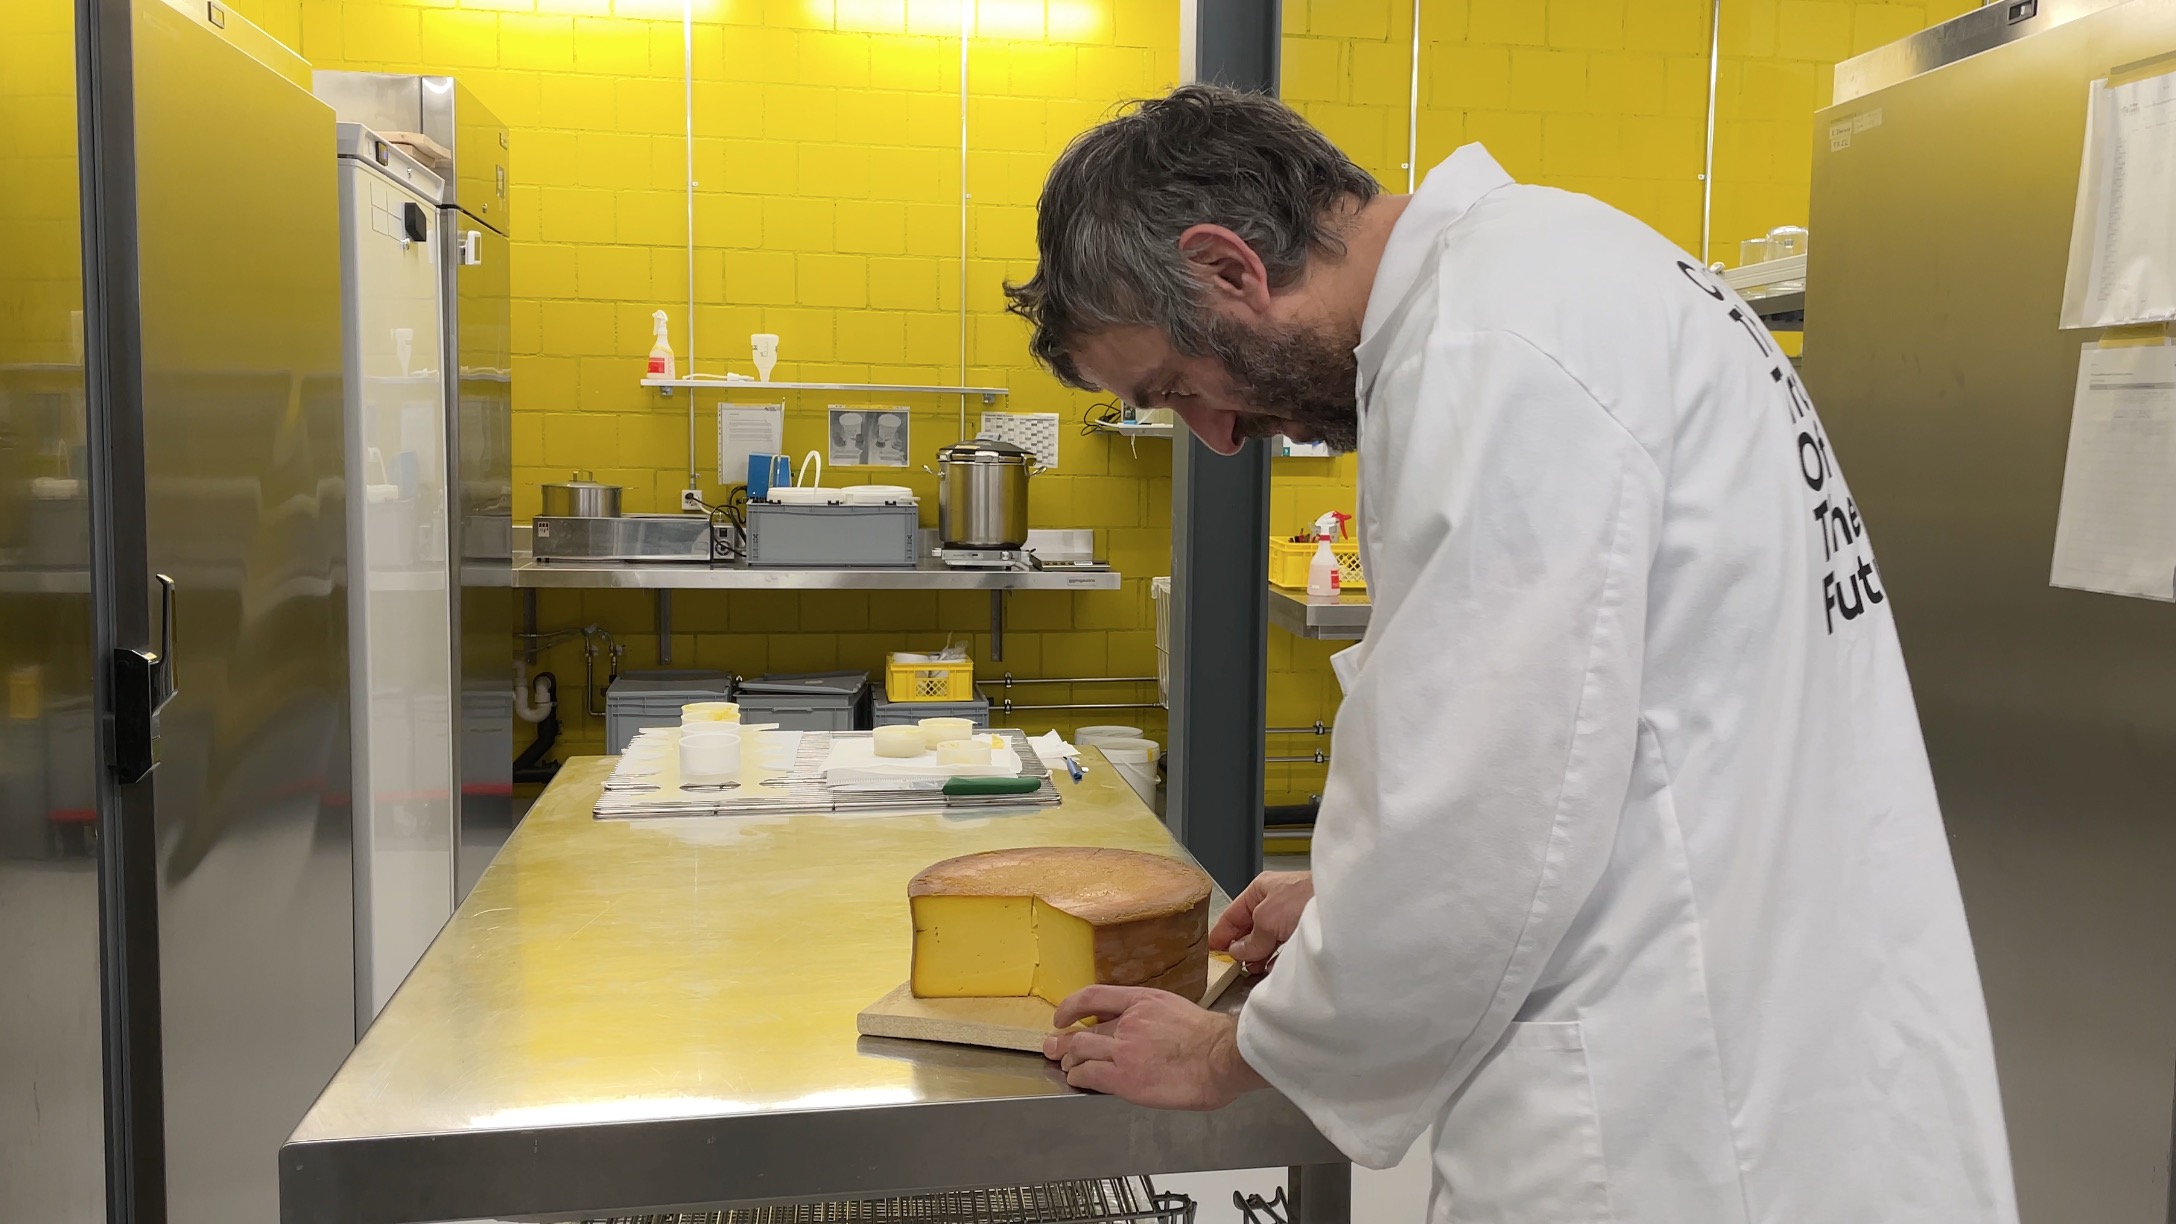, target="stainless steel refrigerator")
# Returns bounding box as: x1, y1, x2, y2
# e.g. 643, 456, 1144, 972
1807, 2, 2176, 1219
312, 70, 515, 901
1, 0, 355, 1220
